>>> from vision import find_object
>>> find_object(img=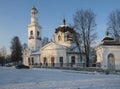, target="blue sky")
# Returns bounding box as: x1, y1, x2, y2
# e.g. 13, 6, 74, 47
0, 0, 120, 54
